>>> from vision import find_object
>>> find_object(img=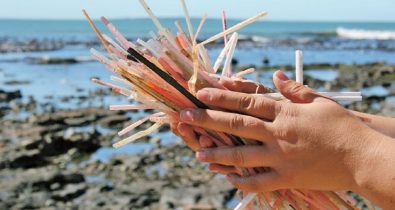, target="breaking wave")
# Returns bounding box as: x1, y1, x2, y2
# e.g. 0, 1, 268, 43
337, 27, 395, 40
